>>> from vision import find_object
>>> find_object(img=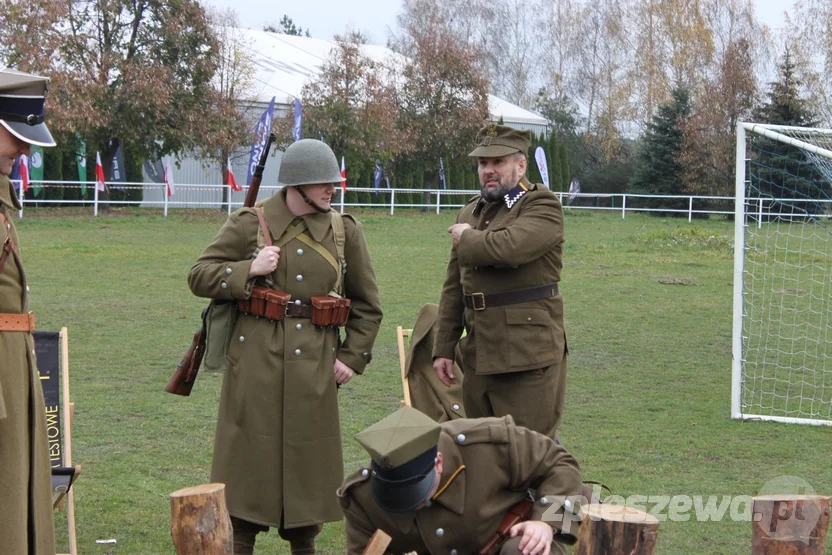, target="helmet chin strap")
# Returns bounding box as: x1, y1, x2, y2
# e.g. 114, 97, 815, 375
296, 185, 330, 213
